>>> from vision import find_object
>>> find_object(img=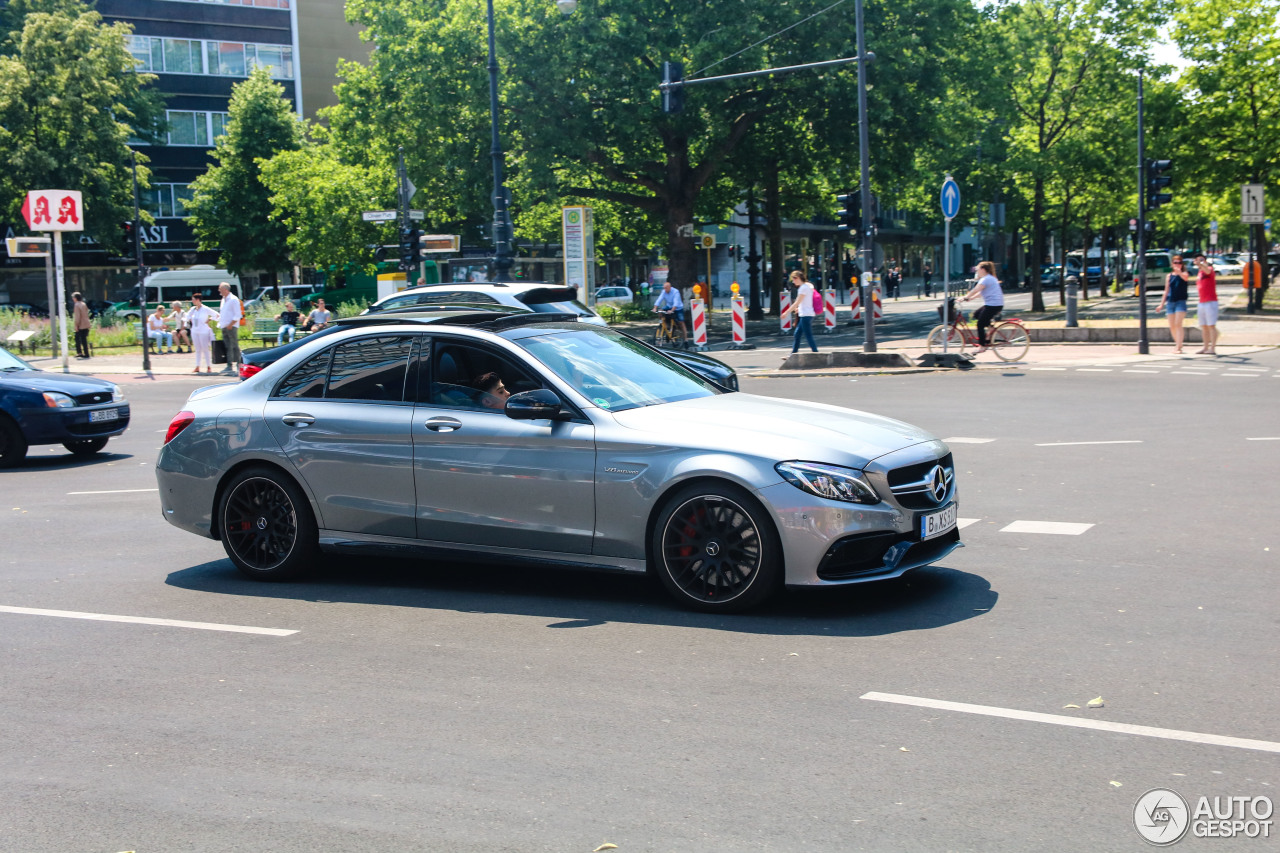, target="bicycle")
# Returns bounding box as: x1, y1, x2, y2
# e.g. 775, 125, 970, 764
653, 310, 686, 349
926, 300, 1030, 362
